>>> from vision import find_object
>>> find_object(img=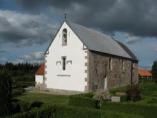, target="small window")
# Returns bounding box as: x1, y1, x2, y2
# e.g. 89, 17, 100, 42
62, 28, 67, 46
62, 56, 66, 70
109, 58, 113, 70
